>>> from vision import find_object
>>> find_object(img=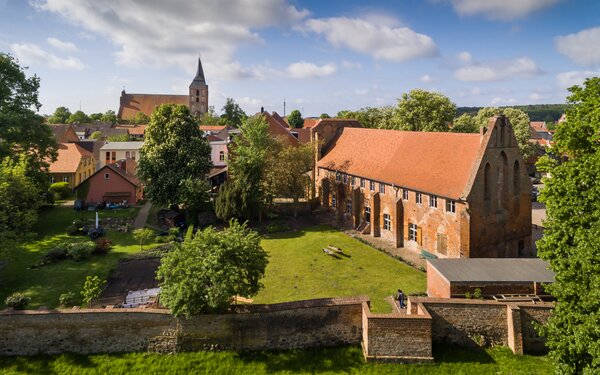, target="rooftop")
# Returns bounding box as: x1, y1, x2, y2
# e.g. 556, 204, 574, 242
100, 141, 144, 150
428, 258, 555, 283
49, 143, 92, 173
